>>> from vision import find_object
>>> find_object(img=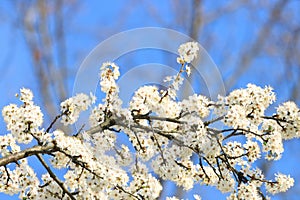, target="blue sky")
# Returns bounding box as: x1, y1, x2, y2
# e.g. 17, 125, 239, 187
0, 1, 300, 199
